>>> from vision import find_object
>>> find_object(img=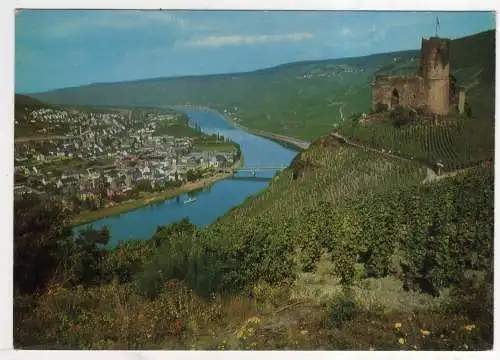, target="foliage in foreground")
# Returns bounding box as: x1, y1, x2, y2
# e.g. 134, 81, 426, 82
14, 276, 492, 350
